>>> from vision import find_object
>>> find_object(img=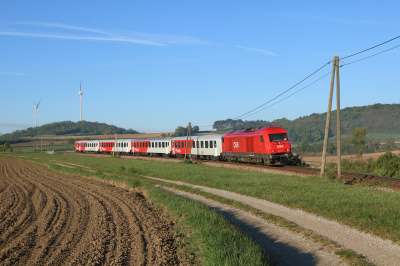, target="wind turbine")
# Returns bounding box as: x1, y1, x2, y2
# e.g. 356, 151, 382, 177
77, 80, 83, 121
33, 100, 41, 128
